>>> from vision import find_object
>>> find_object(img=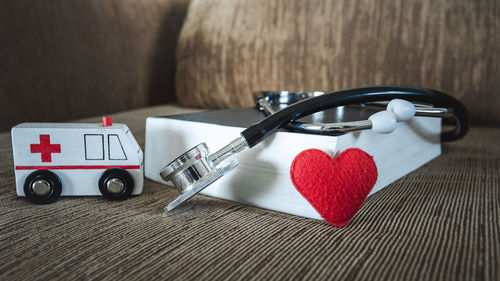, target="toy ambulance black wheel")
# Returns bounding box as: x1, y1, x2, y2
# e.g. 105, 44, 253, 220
99, 168, 134, 201
24, 170, 62, 204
